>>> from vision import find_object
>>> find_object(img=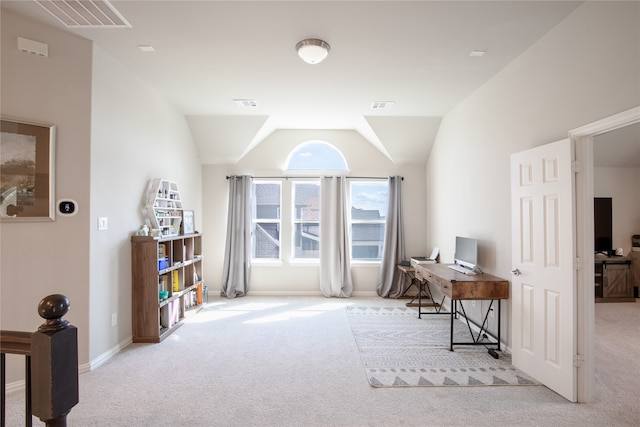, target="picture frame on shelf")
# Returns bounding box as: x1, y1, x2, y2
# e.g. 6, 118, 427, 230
1, 117, 56, 221
182, 209, 195, 234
